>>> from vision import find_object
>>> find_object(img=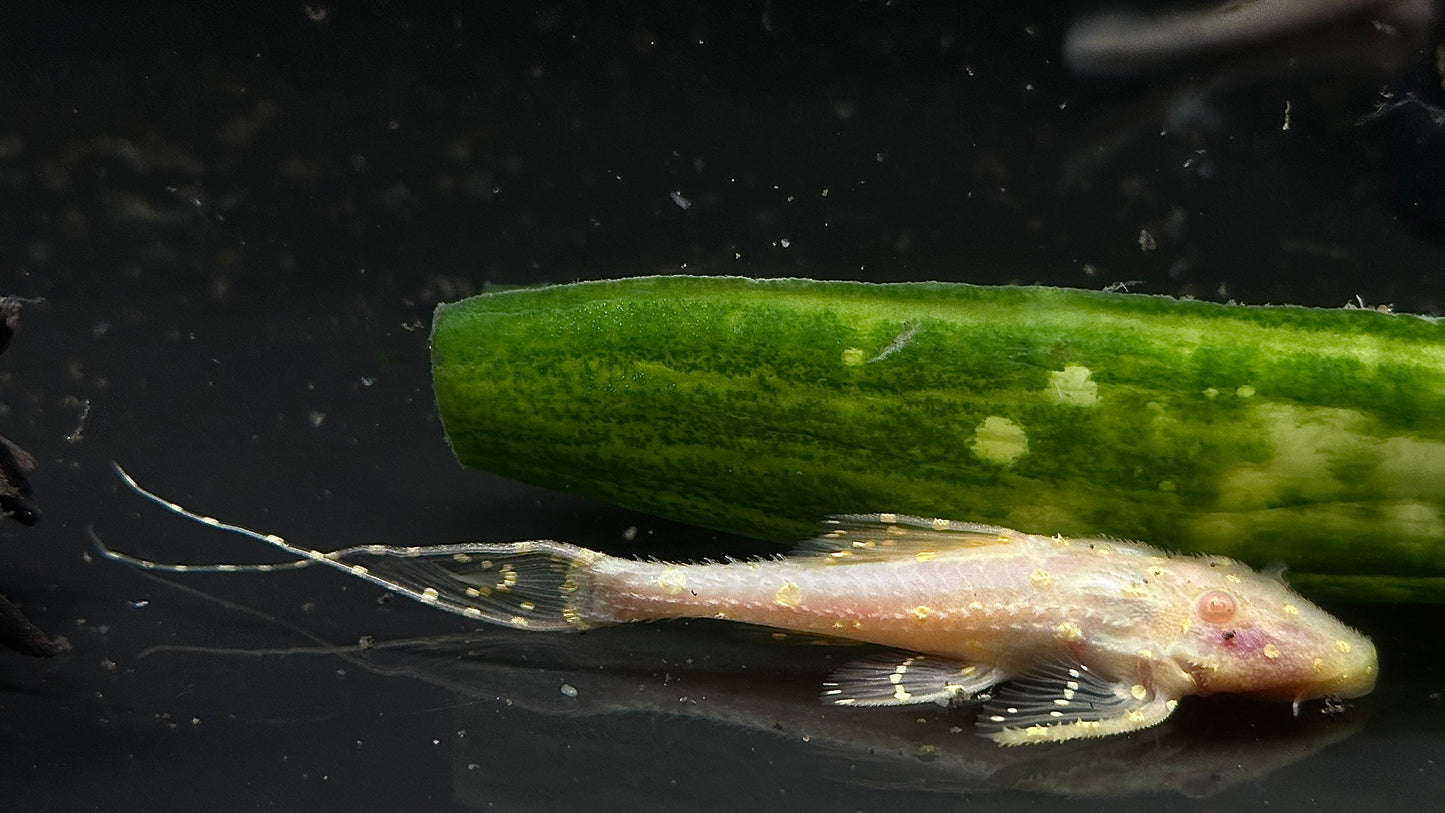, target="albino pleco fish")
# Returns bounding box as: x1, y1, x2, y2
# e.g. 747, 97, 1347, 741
99, 465, 1377, 745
